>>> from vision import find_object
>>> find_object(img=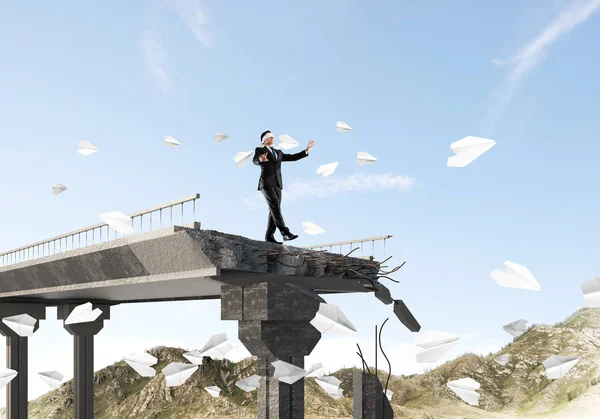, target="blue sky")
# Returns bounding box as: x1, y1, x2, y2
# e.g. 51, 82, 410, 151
1, 0, 600, 404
